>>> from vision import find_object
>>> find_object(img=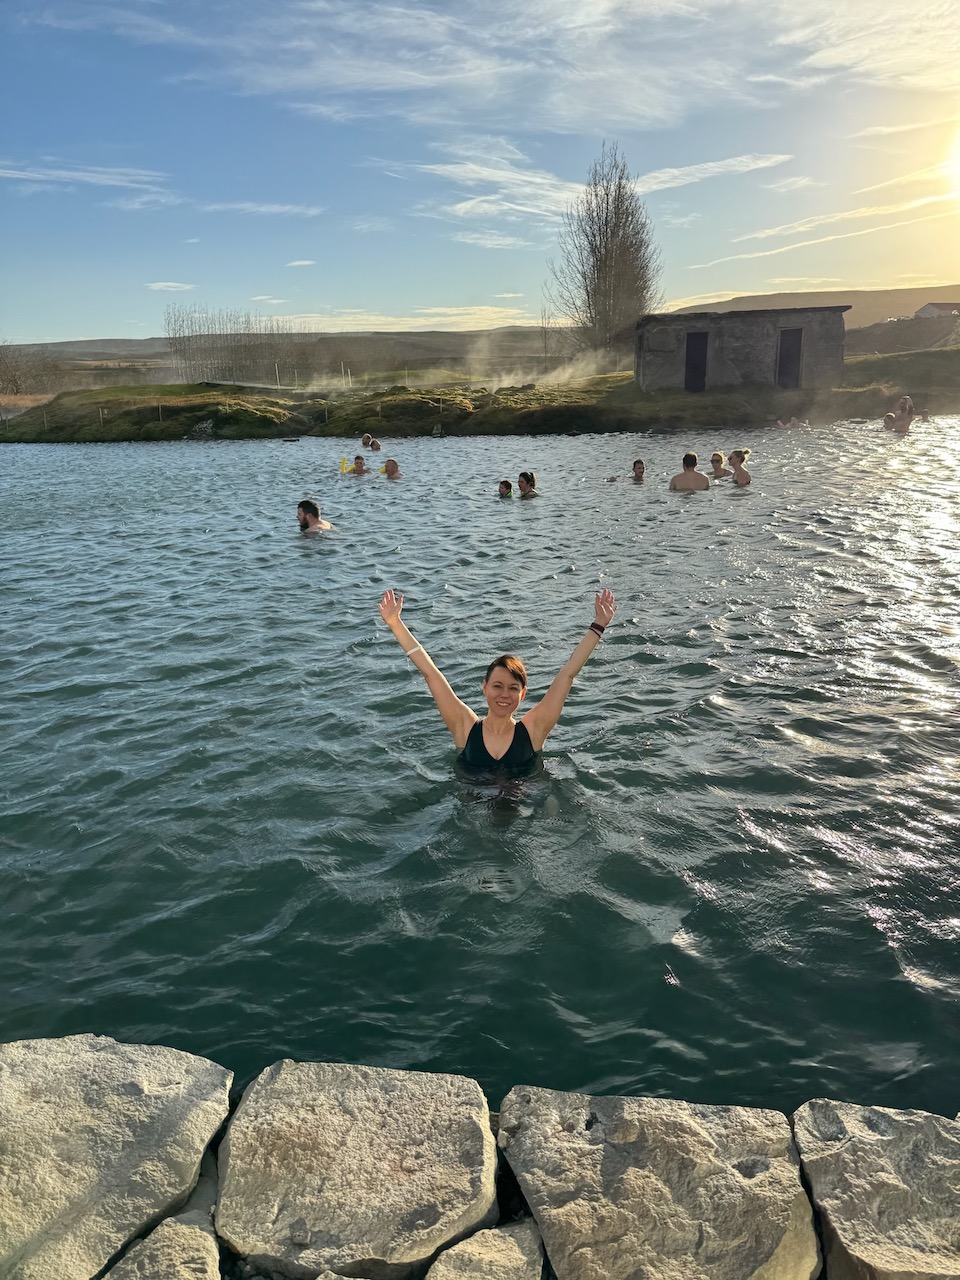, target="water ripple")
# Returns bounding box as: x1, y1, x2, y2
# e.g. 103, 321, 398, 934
2, 421, 960, 1110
